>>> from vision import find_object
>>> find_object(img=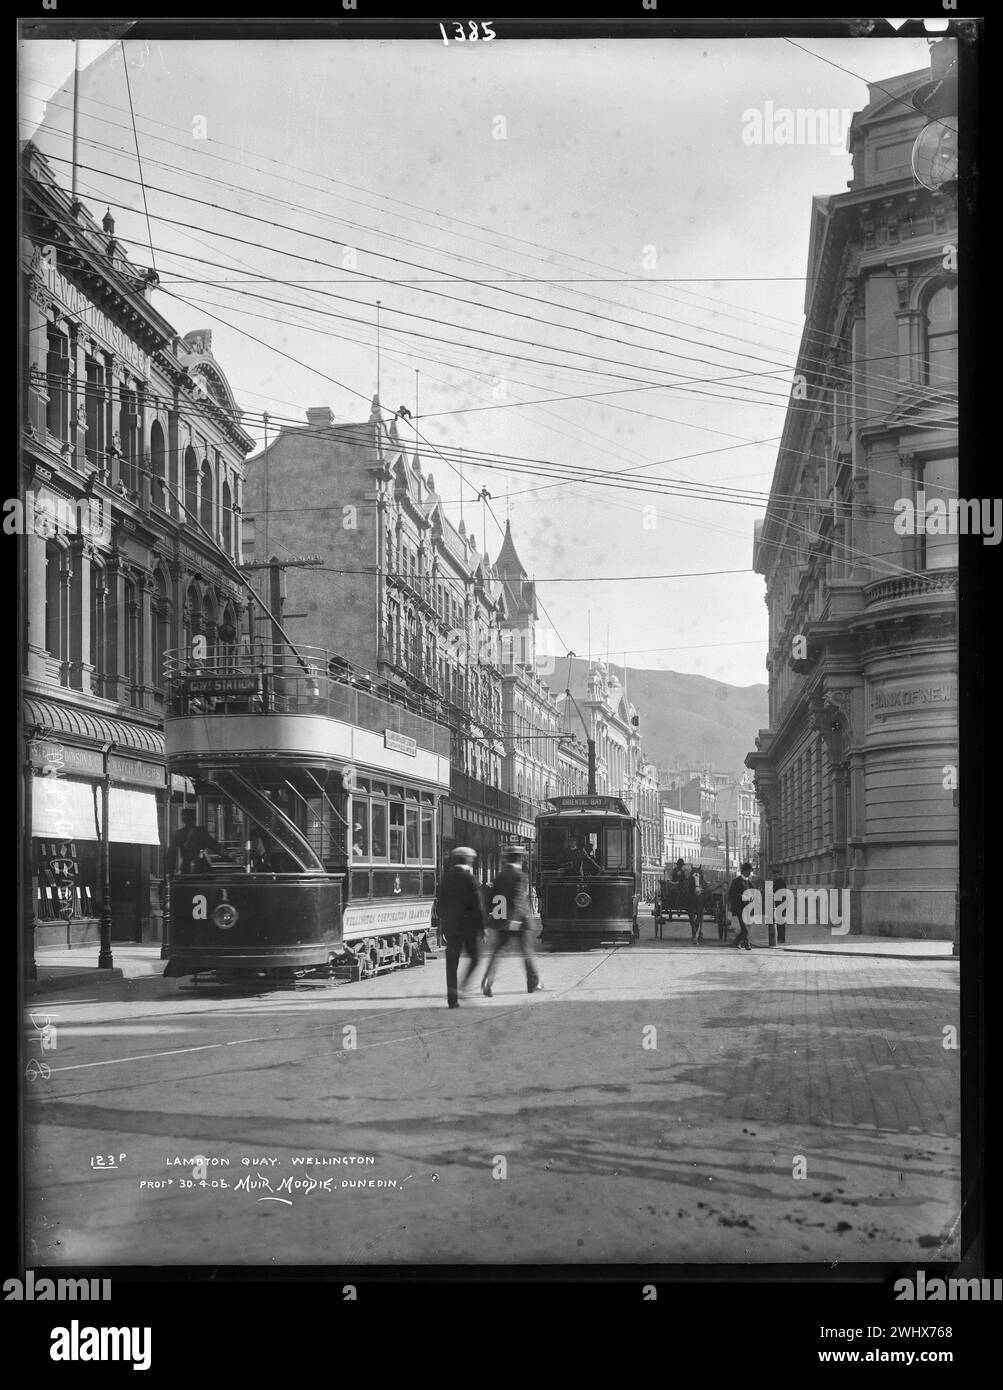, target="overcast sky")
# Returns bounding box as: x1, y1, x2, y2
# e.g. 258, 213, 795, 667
20, 33, 934, 686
